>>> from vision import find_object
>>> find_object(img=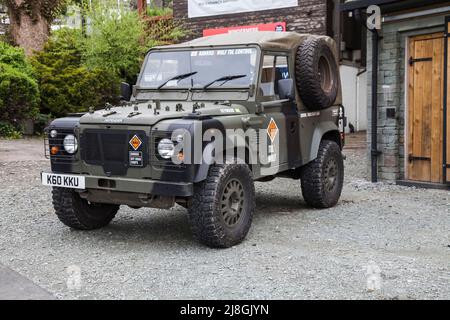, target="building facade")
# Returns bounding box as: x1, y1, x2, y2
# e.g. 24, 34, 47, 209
173, 0, 334, 39
342, 0, 450, 187
0, 4, 8, 36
